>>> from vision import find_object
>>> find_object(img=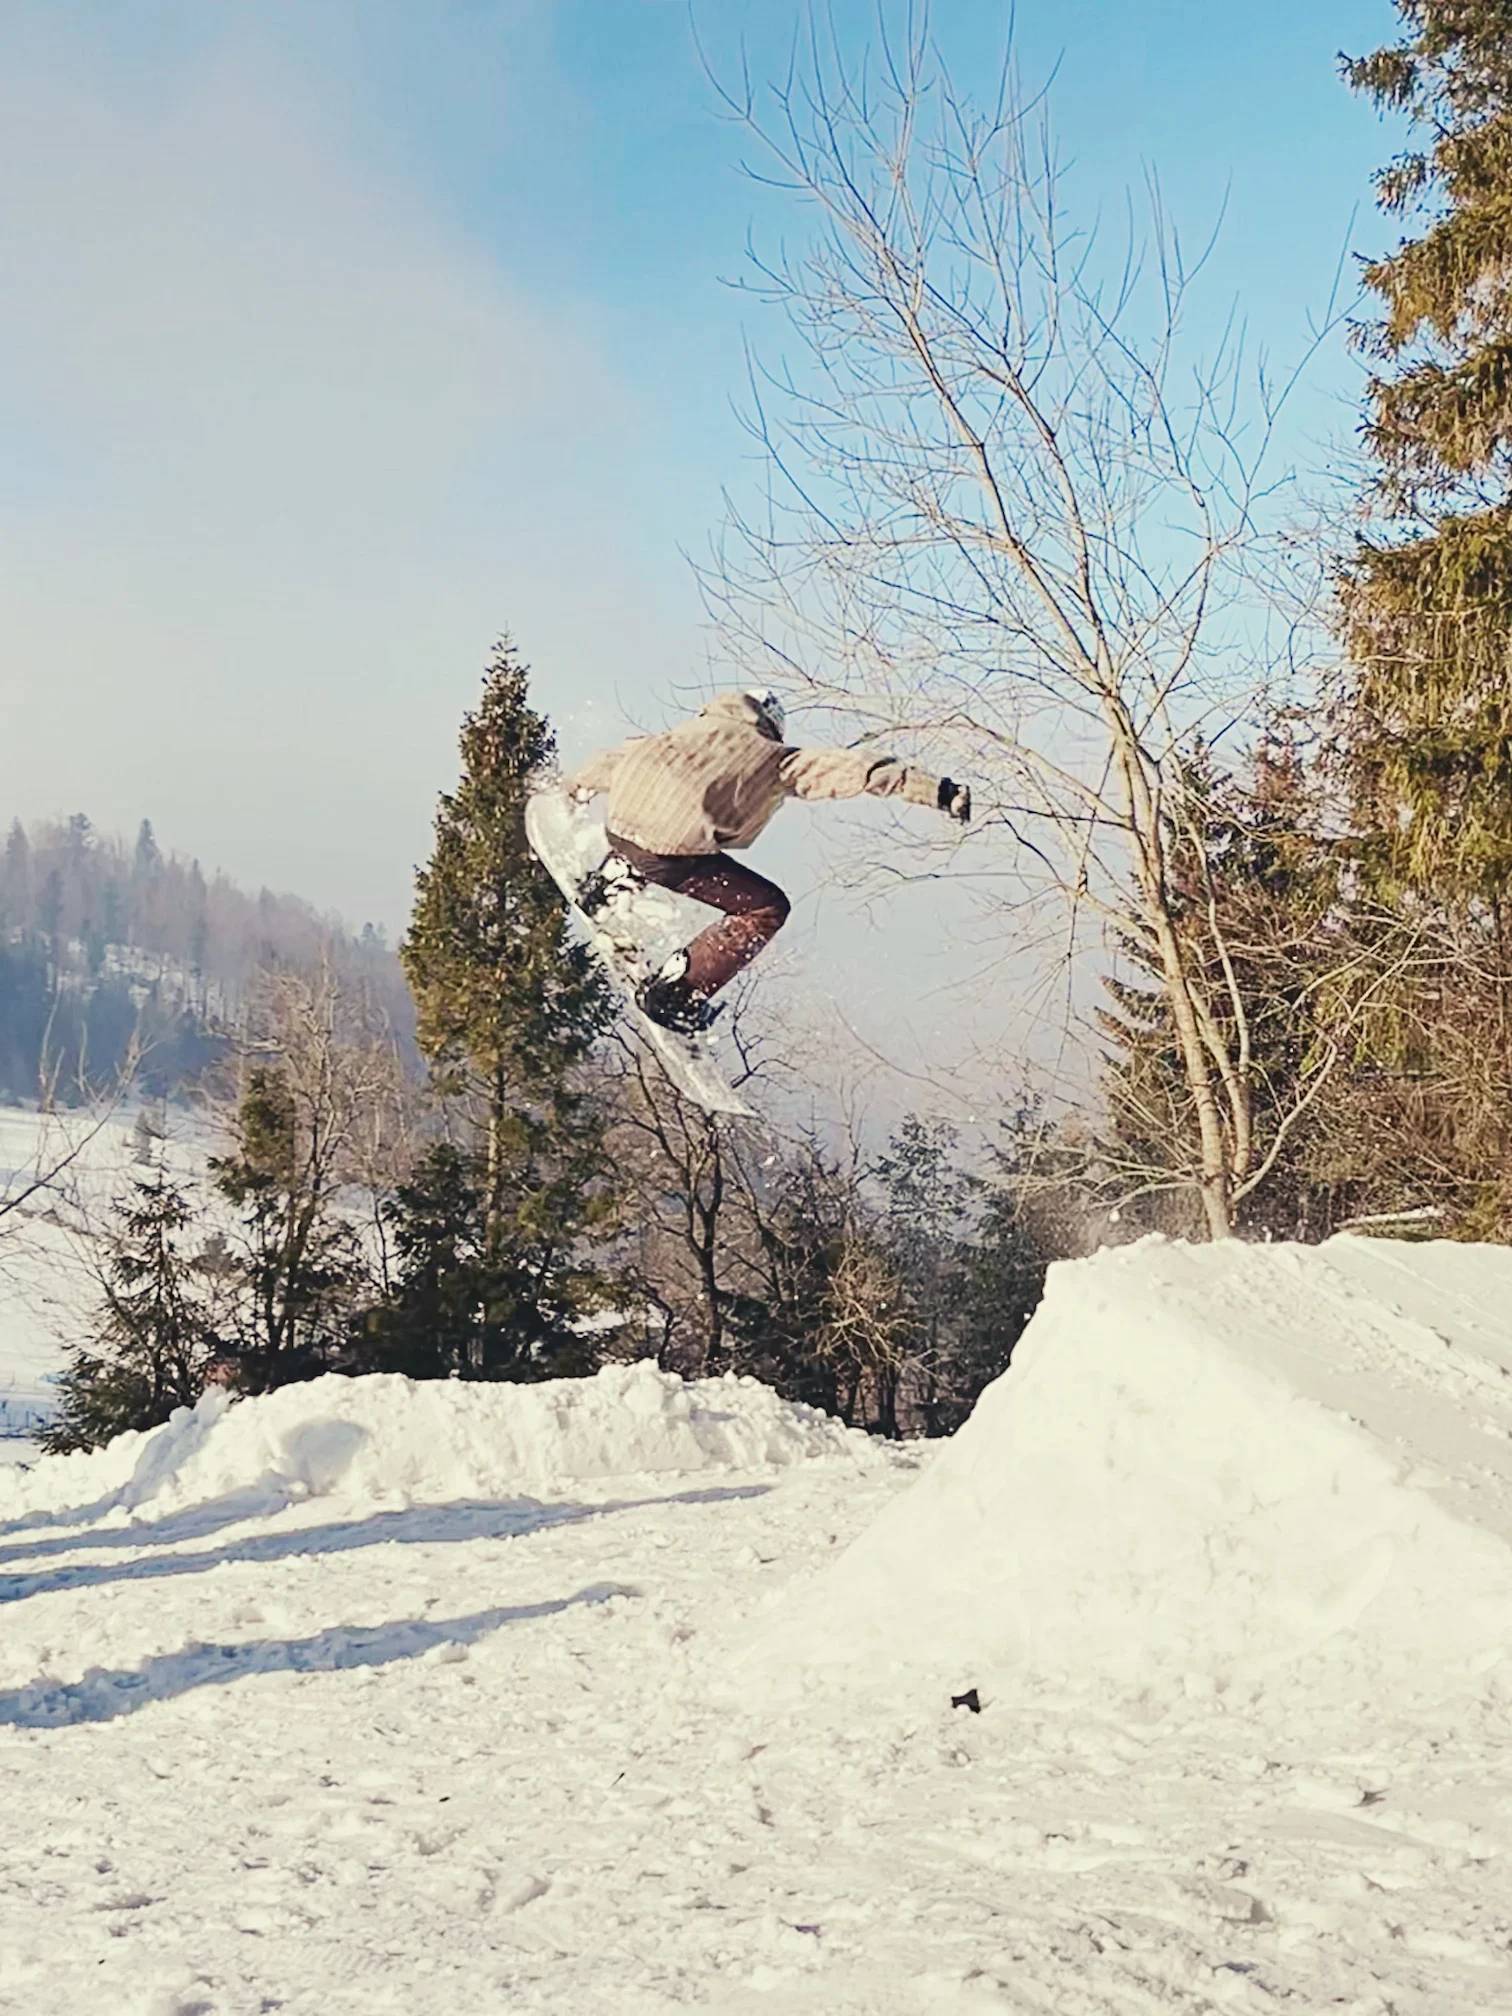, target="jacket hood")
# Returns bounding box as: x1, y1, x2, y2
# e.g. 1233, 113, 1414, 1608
698, 690, 782, 739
